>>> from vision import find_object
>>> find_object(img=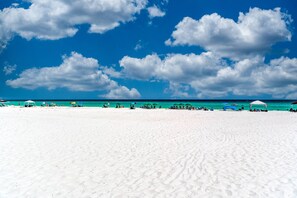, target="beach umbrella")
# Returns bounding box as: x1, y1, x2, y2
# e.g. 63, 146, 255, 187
70, 101, 77, 107
143, 103, 152, 109
130, 102, 136, 109
185, 103, 192, 109
103, 102, 109, 107
178, 103, 184, 108
0, 100, 6, 102
291, 101, 297, 105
